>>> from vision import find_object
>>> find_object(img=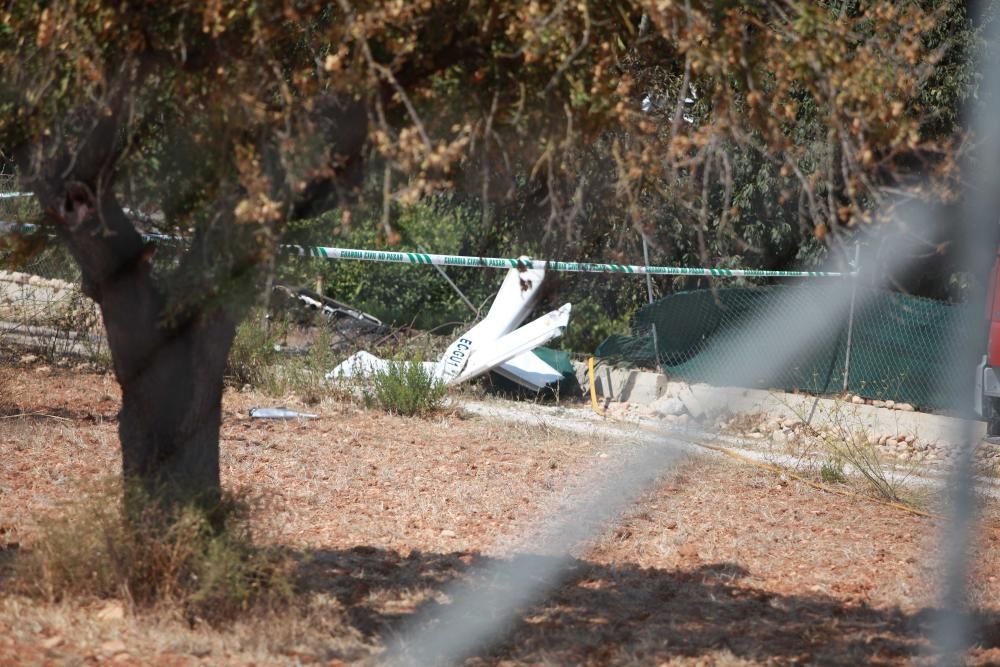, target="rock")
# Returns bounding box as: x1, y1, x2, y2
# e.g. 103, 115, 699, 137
878, 435, 889, 446
851, 395, 865, 405
748, 432, 766, 440
895, 403, 915, 412
440, 529, 457, 538
19, 354, 37, 364
885, 400, 896, 409
651, 397, 686, 418
40, 636, 64, 650
676, 414, 690, 426
677, 543, 700, 560
782, 418, 799, 429
100, 640, 127, 655
772, 429, 789, 445
897, 452, 911, 461
873, 400, 886, 408
607, 401, 630, 414
905, 435, 916, 445
97, 602, 125, 622
867, 433, 879, 447
886, 438, 899, 448
677, 385, 706, 419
